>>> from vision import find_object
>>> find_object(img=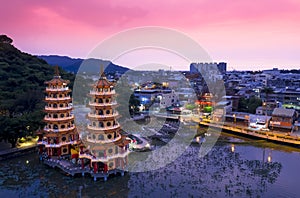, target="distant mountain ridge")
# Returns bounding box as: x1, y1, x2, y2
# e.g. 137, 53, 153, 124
38, 55, 129, 74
